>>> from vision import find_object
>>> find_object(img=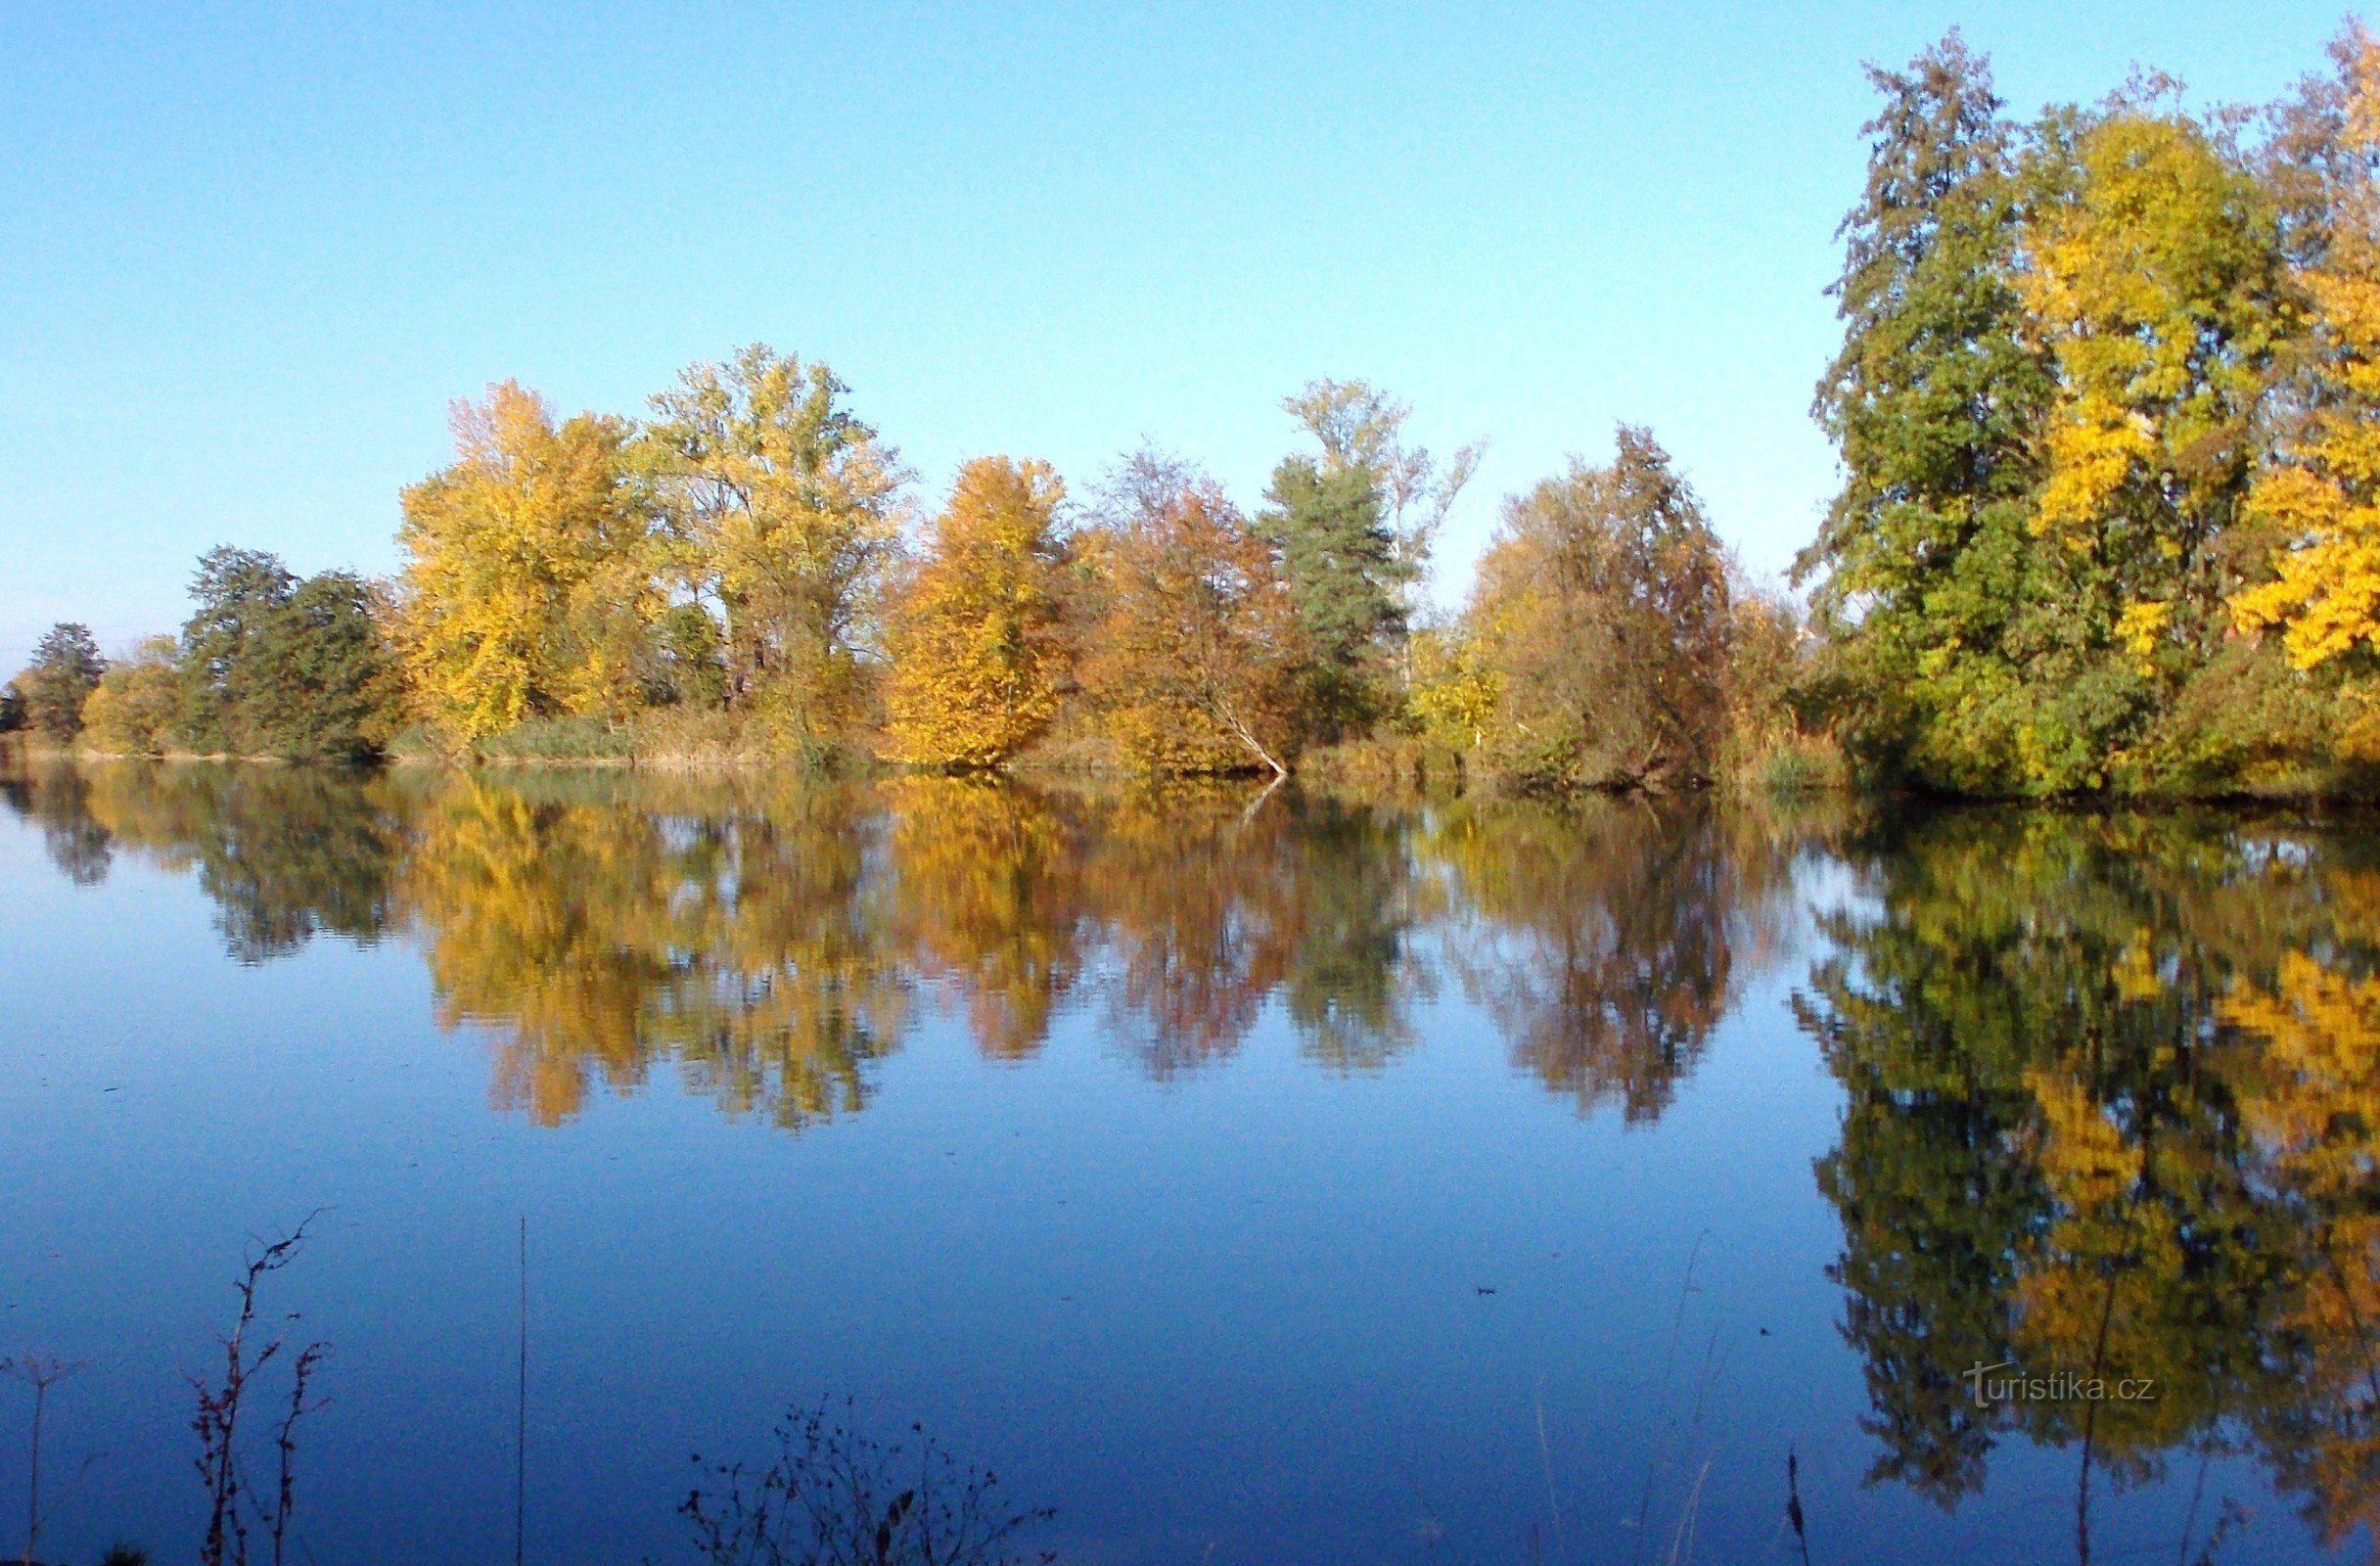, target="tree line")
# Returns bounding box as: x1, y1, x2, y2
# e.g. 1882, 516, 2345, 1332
5, 349, 1790, 787
1800, 22, 2380, 795
15, 21, 2380, 797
